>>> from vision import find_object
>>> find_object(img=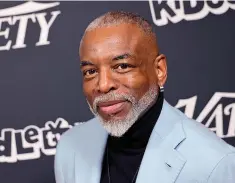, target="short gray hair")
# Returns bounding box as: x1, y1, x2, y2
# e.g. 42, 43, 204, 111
85, 11, 155, 36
